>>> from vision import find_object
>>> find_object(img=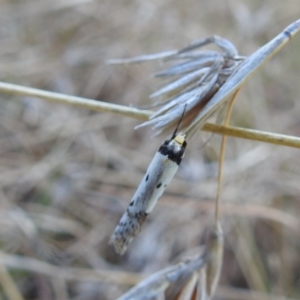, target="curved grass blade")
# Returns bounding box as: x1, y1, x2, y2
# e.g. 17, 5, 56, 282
185, 19, 300, 138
